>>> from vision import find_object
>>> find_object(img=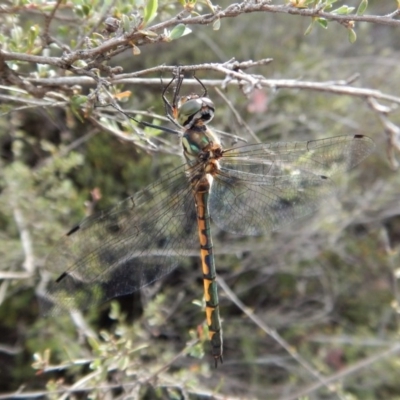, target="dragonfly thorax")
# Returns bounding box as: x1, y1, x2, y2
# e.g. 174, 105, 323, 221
182, 125, 221, 162
177, 96, 215, 129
